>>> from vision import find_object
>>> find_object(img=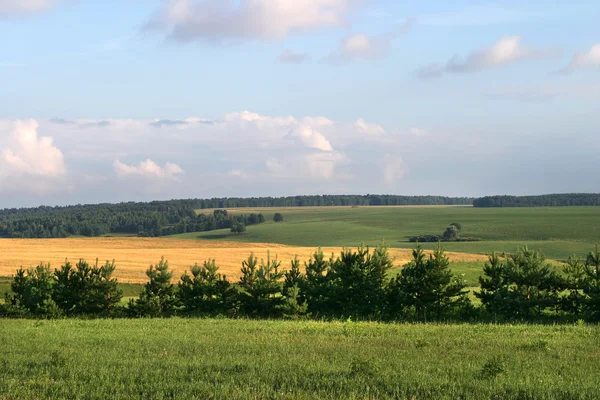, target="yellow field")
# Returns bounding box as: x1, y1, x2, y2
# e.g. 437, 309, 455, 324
0, 238, 487, 284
